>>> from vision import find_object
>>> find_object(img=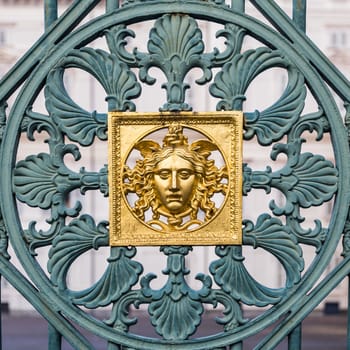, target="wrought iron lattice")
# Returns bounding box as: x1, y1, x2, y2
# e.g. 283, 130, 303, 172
0, 0, 350, 349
